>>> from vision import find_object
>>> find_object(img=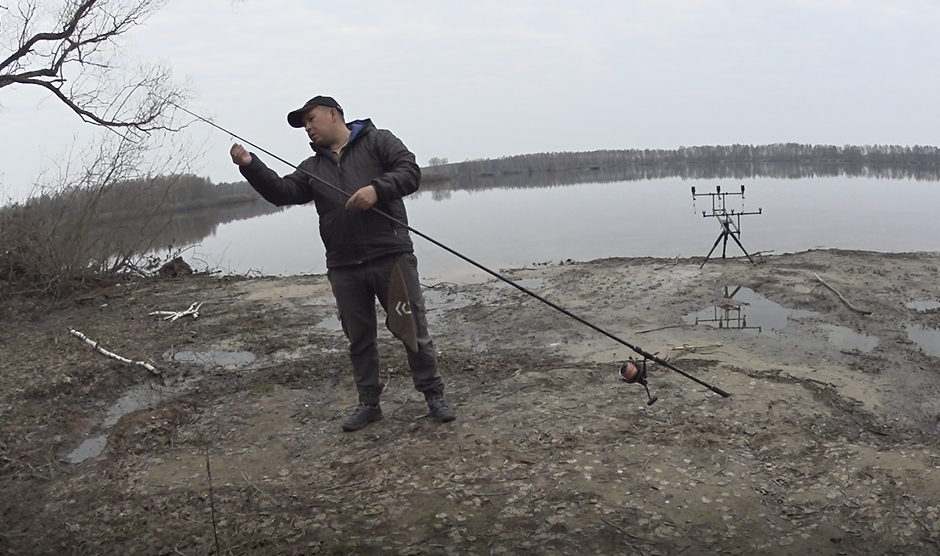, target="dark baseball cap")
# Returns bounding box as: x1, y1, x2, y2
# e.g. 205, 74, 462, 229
287, 96, 344, 128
